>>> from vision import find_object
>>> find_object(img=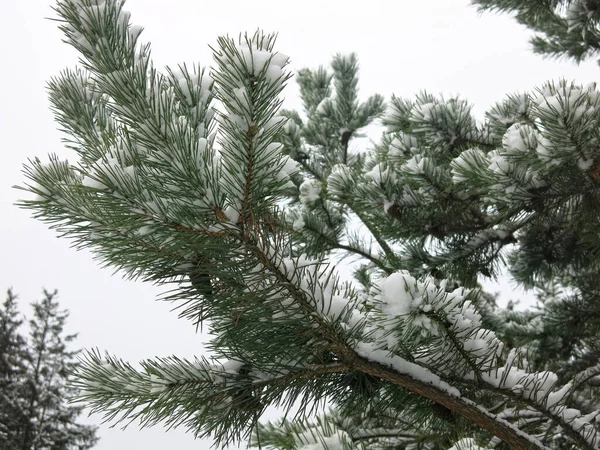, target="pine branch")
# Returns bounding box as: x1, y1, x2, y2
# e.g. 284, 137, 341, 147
297, 219, 391, 273
248, 241, 551, 450
479, 381, 599, 449
350, 209, 398, 269
349, 352, 549, 450
19, 1, 600, 449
